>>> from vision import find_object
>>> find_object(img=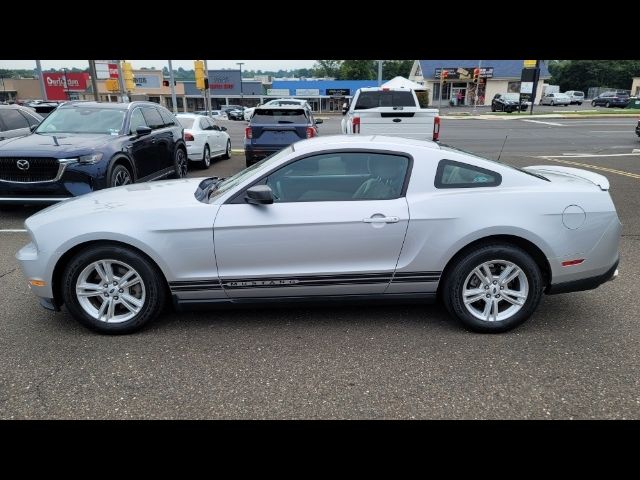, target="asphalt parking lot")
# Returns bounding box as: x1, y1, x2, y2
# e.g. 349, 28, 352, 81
1, 113, 639, 419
